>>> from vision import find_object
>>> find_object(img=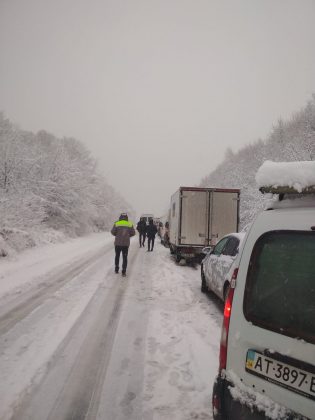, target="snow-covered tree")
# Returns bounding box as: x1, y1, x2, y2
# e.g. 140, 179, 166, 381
201, 96, 315, 229
0, 114, 133, 255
